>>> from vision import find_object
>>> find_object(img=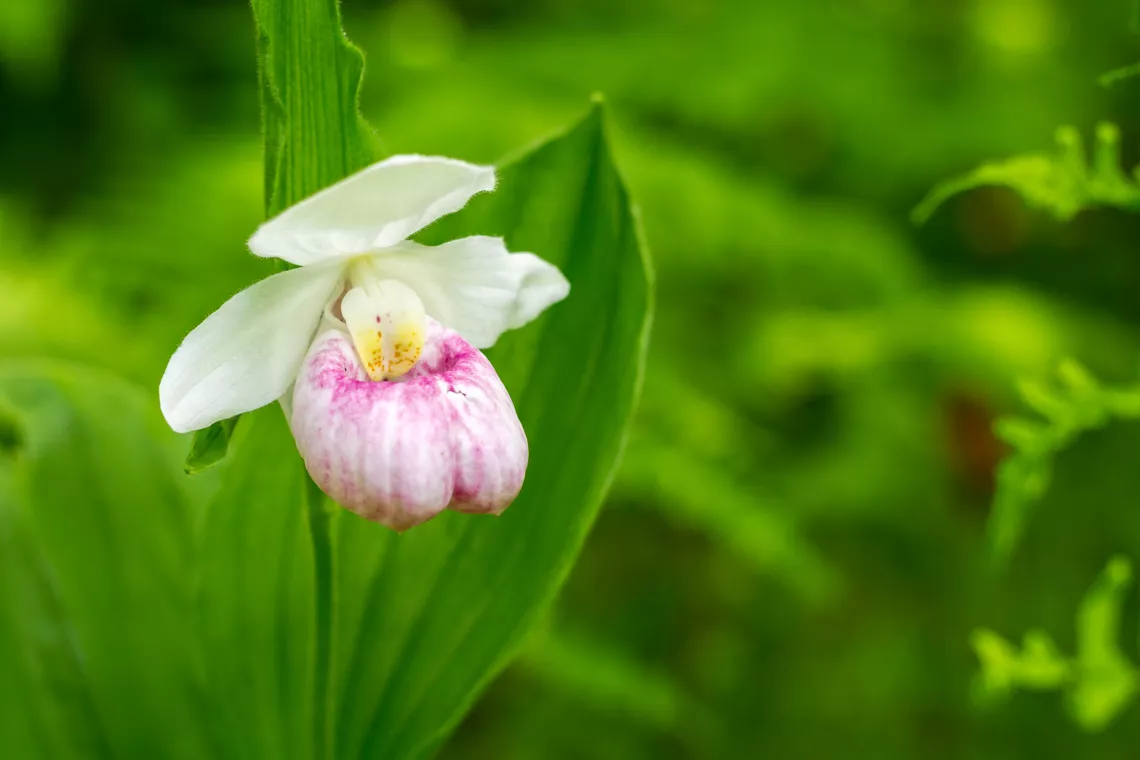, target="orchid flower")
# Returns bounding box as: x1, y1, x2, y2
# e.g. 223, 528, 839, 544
159, 156, 570, 530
